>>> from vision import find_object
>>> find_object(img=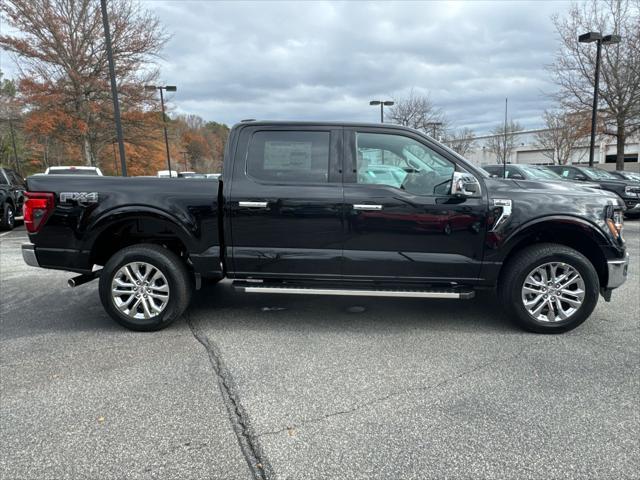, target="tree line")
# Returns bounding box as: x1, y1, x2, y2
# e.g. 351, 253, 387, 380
0, 0, 228, 176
